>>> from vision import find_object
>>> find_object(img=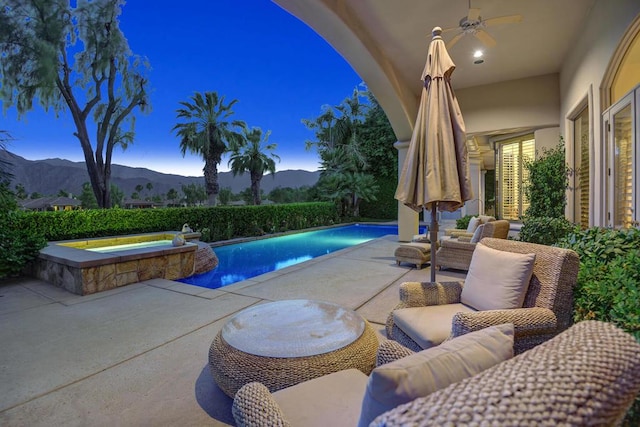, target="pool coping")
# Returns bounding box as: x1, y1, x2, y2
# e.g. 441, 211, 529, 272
208, 222, 397, 249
